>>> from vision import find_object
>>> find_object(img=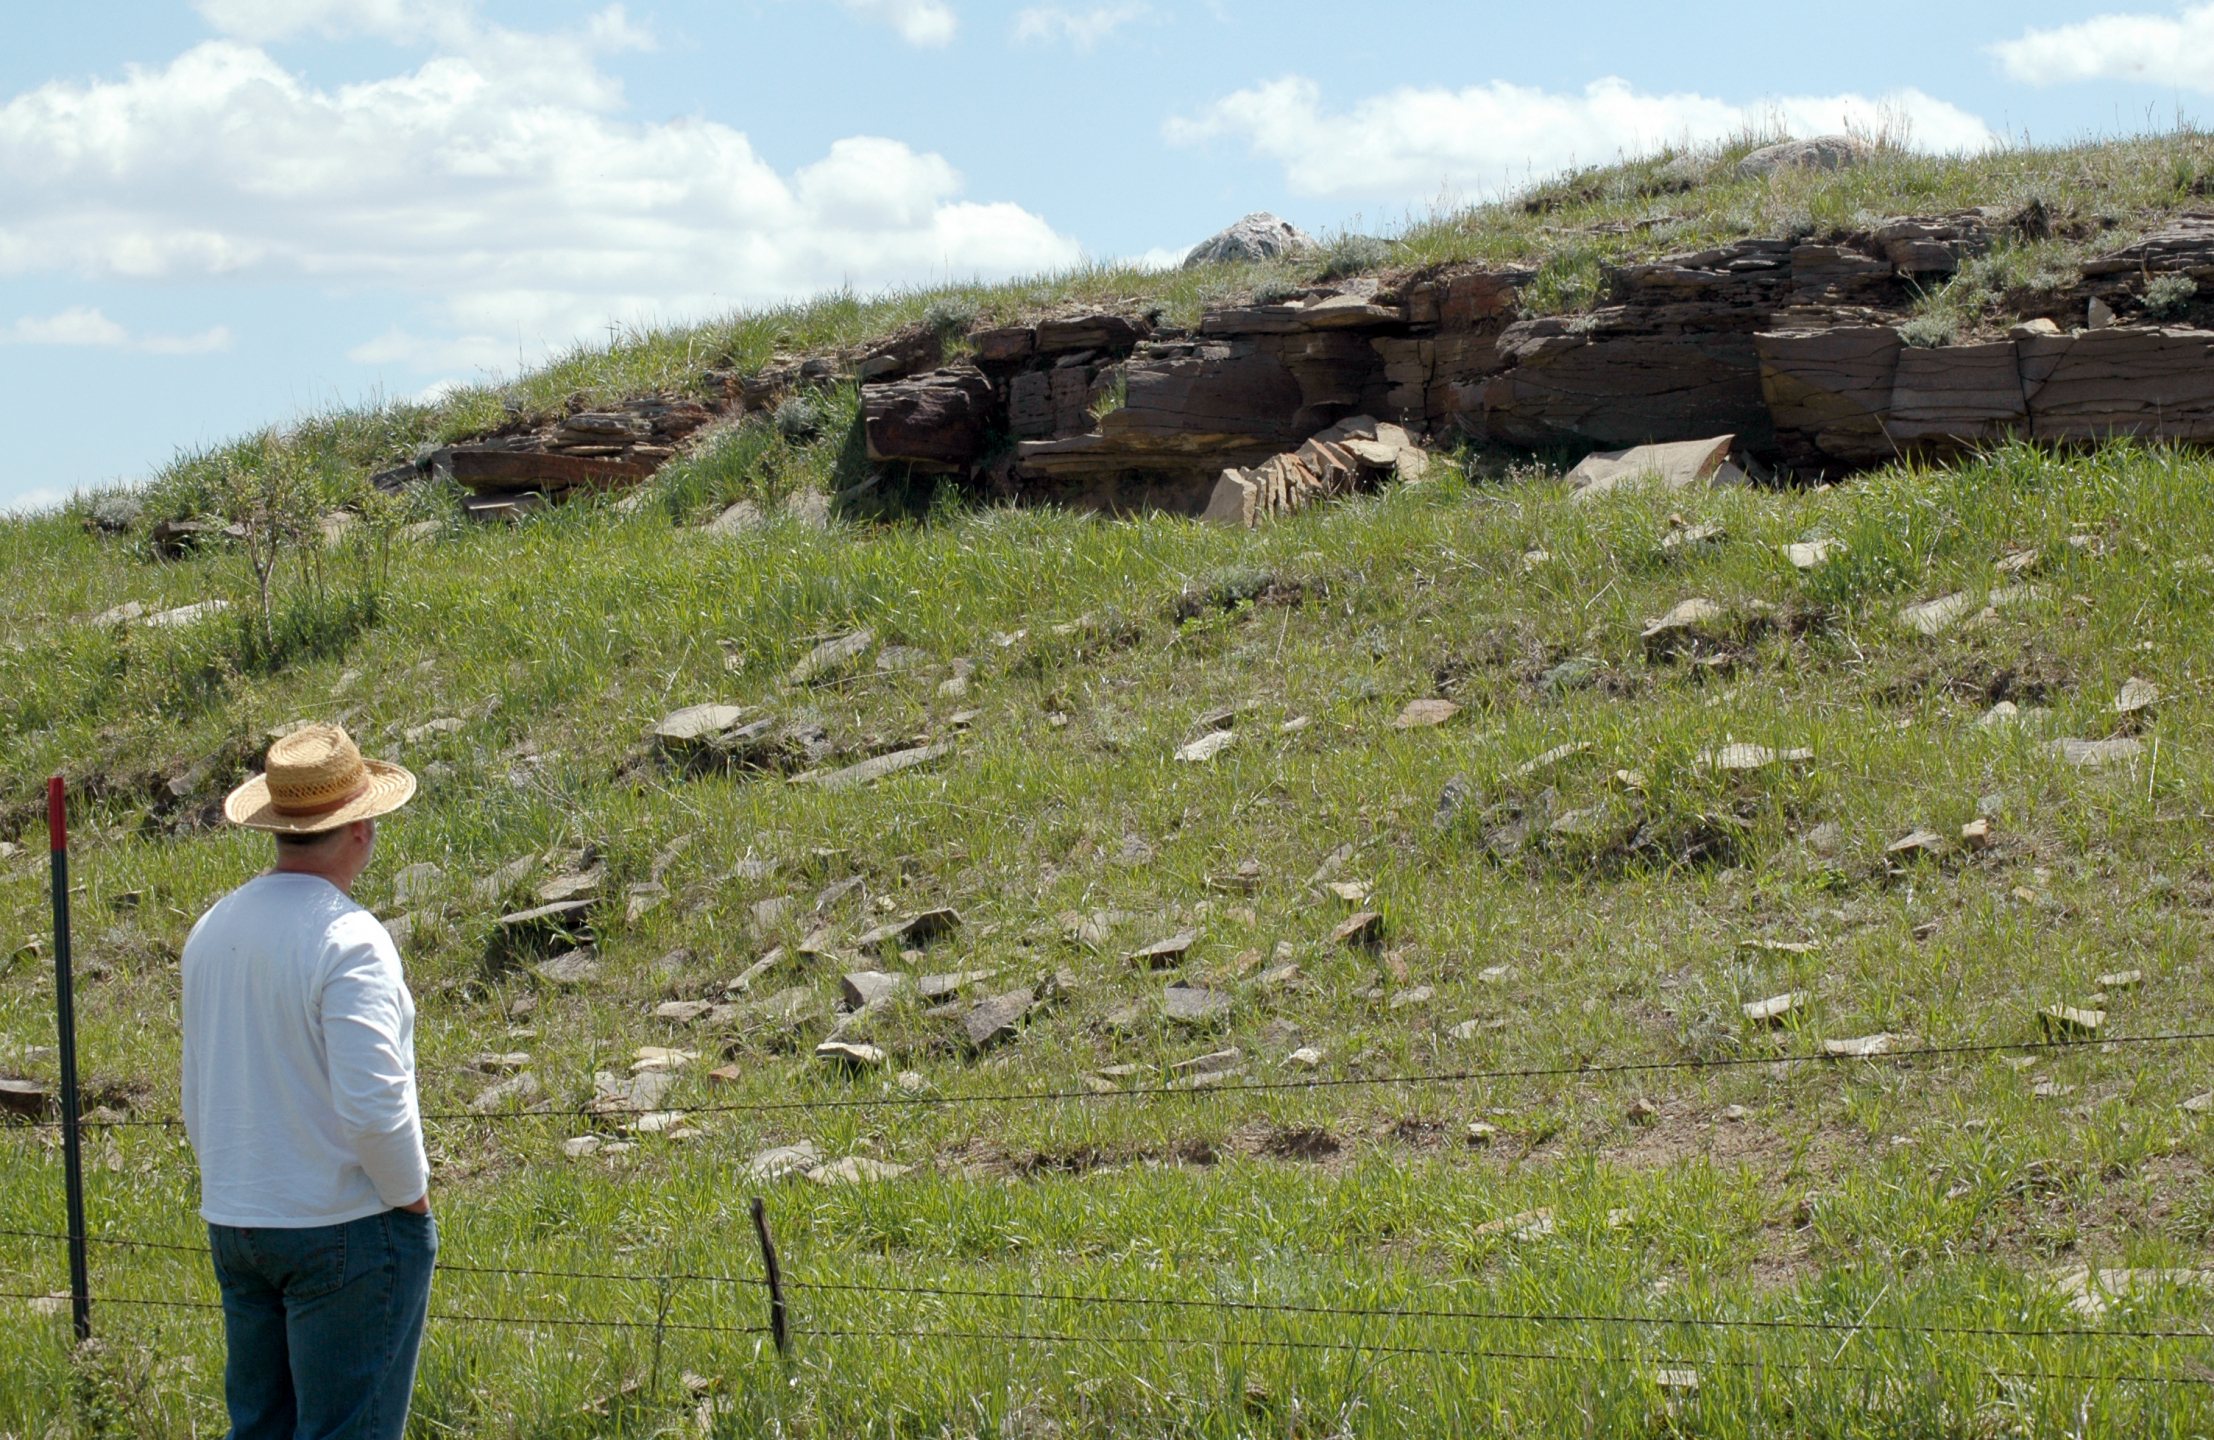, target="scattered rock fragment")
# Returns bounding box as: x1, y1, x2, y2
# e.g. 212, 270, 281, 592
807, 1156, 911, 1185
804, 744, 954, 791
2040, 1004, 2104, 1040
839, 971, 910, 1009
1897, 593, 1978, 637
1784, 539, 1843, 569
1467, 1122, 1497, 1146
1393, 698, 1461, 729
561, 1136, 602, 1159
1887, 829, 1948, 859
1822, 1034, 1901, 1058
1171, 1048, 1242, 1077
2049, 737, 2145, 769
815, 1040, 888, 1070
1331, 911, 1385, 949
1696, 744, 1813, 772
1719, 1105, 1750, 1123
1164, 983, 1231, 1026
1389, 986, 1434, 1010
1128, 931, 1198, 969
654, 1000, 713, 1023
740, 1142, 821, 1184
531, 948, 602, 986
1959, 817, 1994, 851
2182, 1092, 2214, 1114
855, 908, 961, 951
1286, 1046, 1324, 1069
0, 1079, 49, 1118
2114, 677, 2160, 715
2050, 1267, 2214, 1318
1743, 992, 1808, 1025
2096, 970, 2143, 990
1175, 730, 1238, 763
1473, 1208, 1555, 1241
469, 1072, 540, 1113
1641, 598, 1725, 643
963, 989, 1036, 1049
1626, 1097, 1659, 1123
788, 630, 875, 686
